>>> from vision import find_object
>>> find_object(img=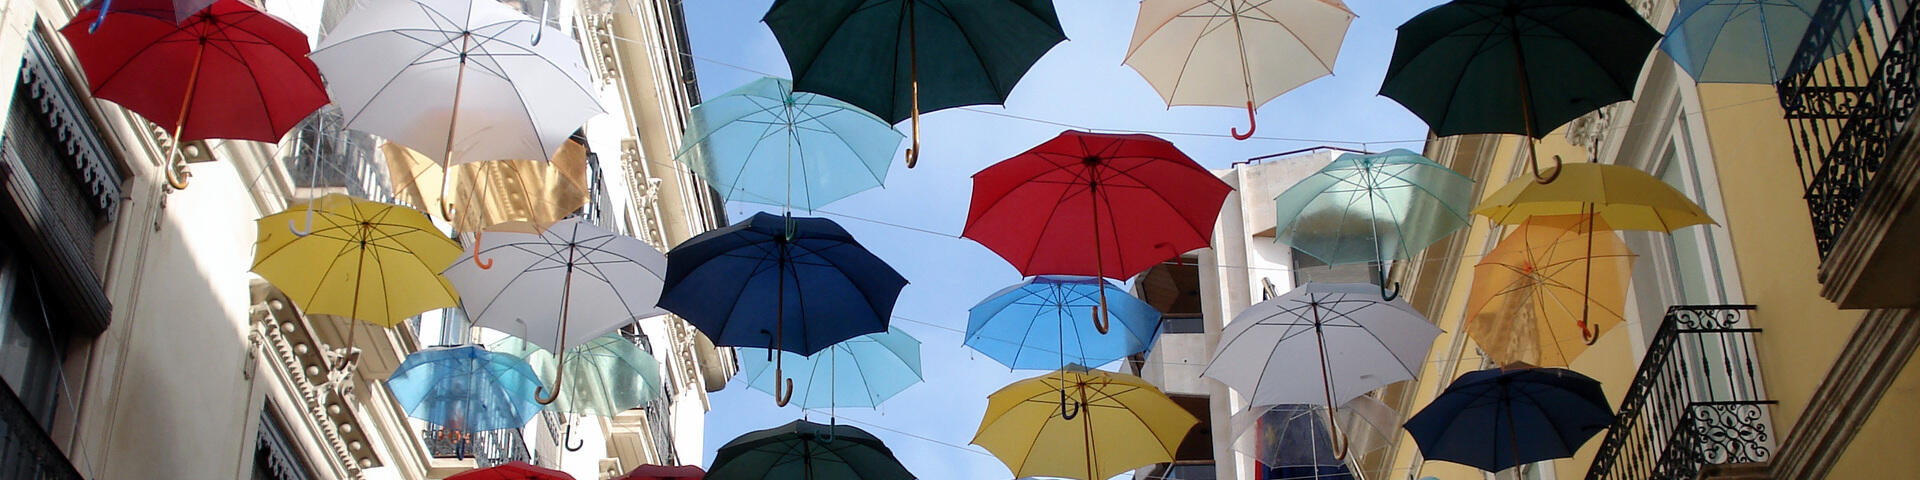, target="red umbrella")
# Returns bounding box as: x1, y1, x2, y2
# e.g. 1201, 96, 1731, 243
79, 0, 217, 26
963, 131, 1231, 331
446, 461, 574, 480
616, 464, 705, 480
61, 0, 328, 189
